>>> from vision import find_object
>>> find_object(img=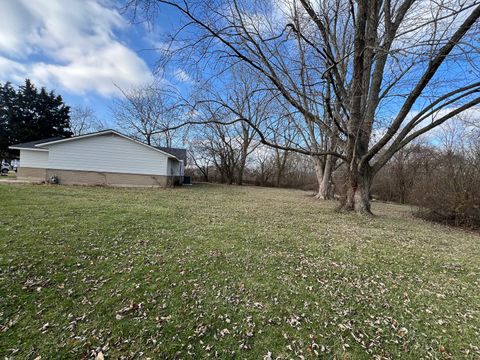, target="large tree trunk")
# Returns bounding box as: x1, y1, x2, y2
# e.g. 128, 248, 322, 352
237, 158, 246, 185
313, 156, 324, 197
313, 156, 335, 200
274, 149, 288, 187
275, 167, 283, 187
275, 173, 280, 187
226, 168, 235, 184
341, 166, 373, 215
320, 155, 336, 199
